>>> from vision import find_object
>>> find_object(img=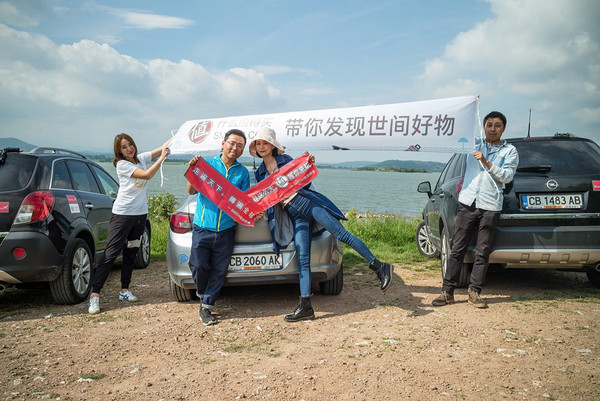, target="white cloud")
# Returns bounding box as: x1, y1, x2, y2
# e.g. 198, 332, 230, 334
412, 0, 600, 136
0, 1, 38, 27
106, 8, 194, 30
0, 24, 281, 150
